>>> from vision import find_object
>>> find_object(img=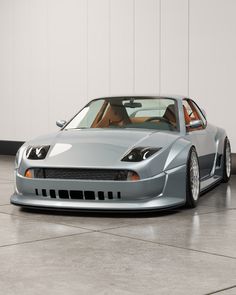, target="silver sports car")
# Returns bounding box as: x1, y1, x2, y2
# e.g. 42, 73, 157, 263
11, 96, 231, 211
